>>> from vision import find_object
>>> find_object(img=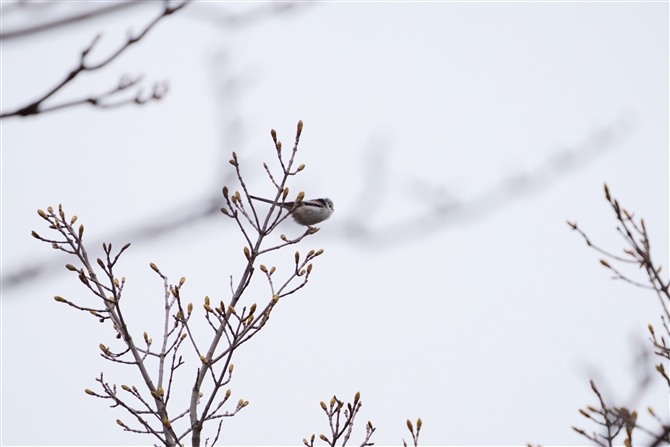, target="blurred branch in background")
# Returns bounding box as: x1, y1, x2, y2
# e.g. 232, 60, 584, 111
0, 0, 190, 119
0, 0, 145, 40
340, 114, 635, 247
2, 115, 634, 290
183, 1, 307, 29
